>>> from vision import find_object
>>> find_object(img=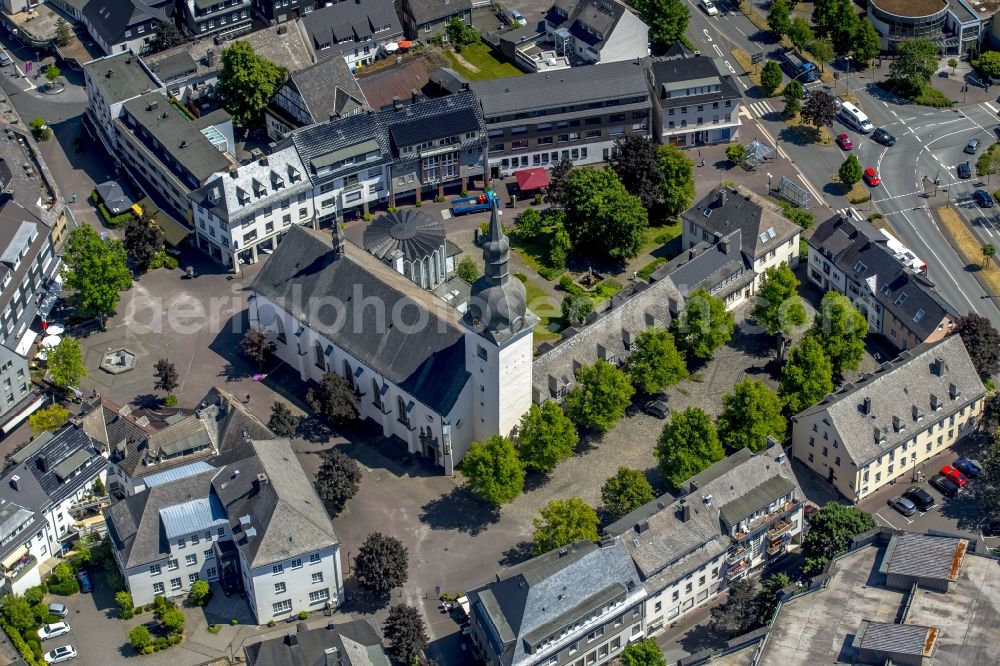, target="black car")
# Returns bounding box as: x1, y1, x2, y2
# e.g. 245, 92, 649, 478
903, 486, 936, 512
958, 161, 972, 179
643, 400, 670, 419
930, 474, 960, 498
973, 189, 994, 208
872, 128, 896, 146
